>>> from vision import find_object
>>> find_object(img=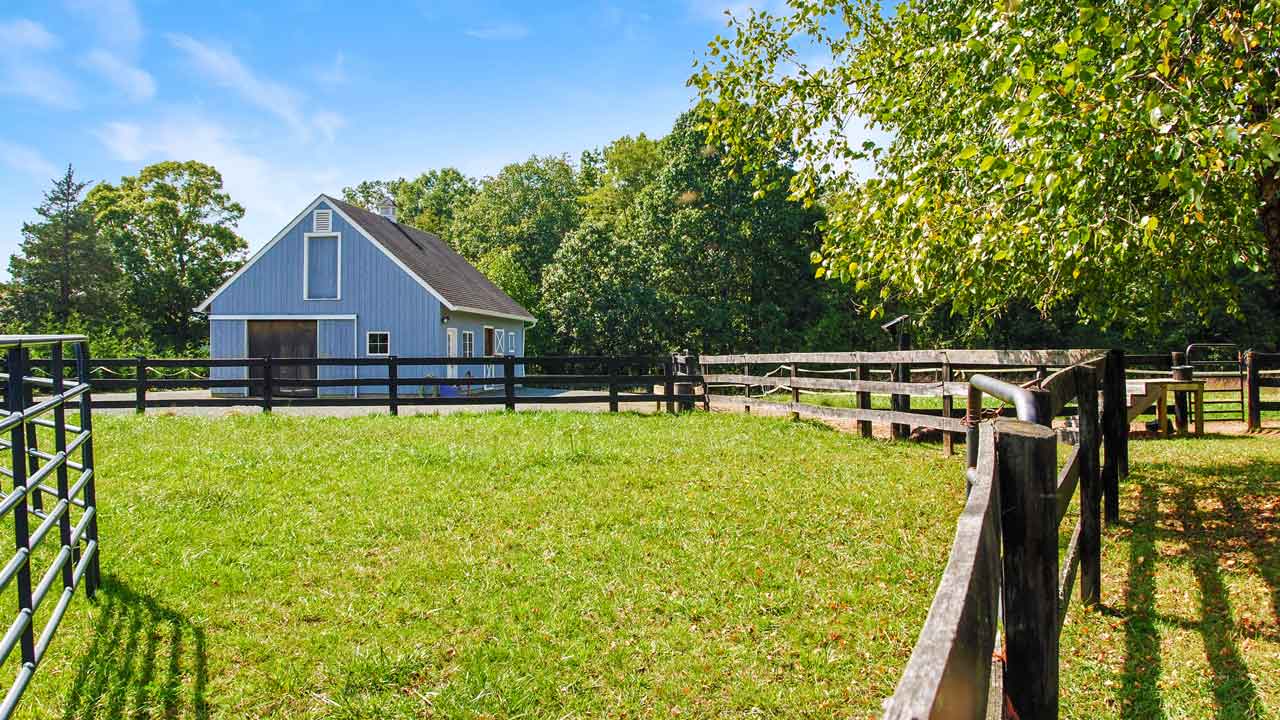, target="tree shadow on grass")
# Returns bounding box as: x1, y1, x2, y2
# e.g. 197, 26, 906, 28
61, 576, 208, 720
1107, 457, 1277, 720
